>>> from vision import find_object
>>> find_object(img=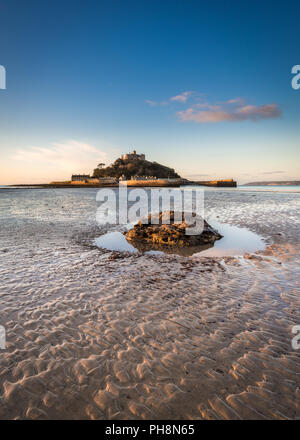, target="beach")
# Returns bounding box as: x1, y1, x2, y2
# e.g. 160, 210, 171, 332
0, 186, 299, 420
